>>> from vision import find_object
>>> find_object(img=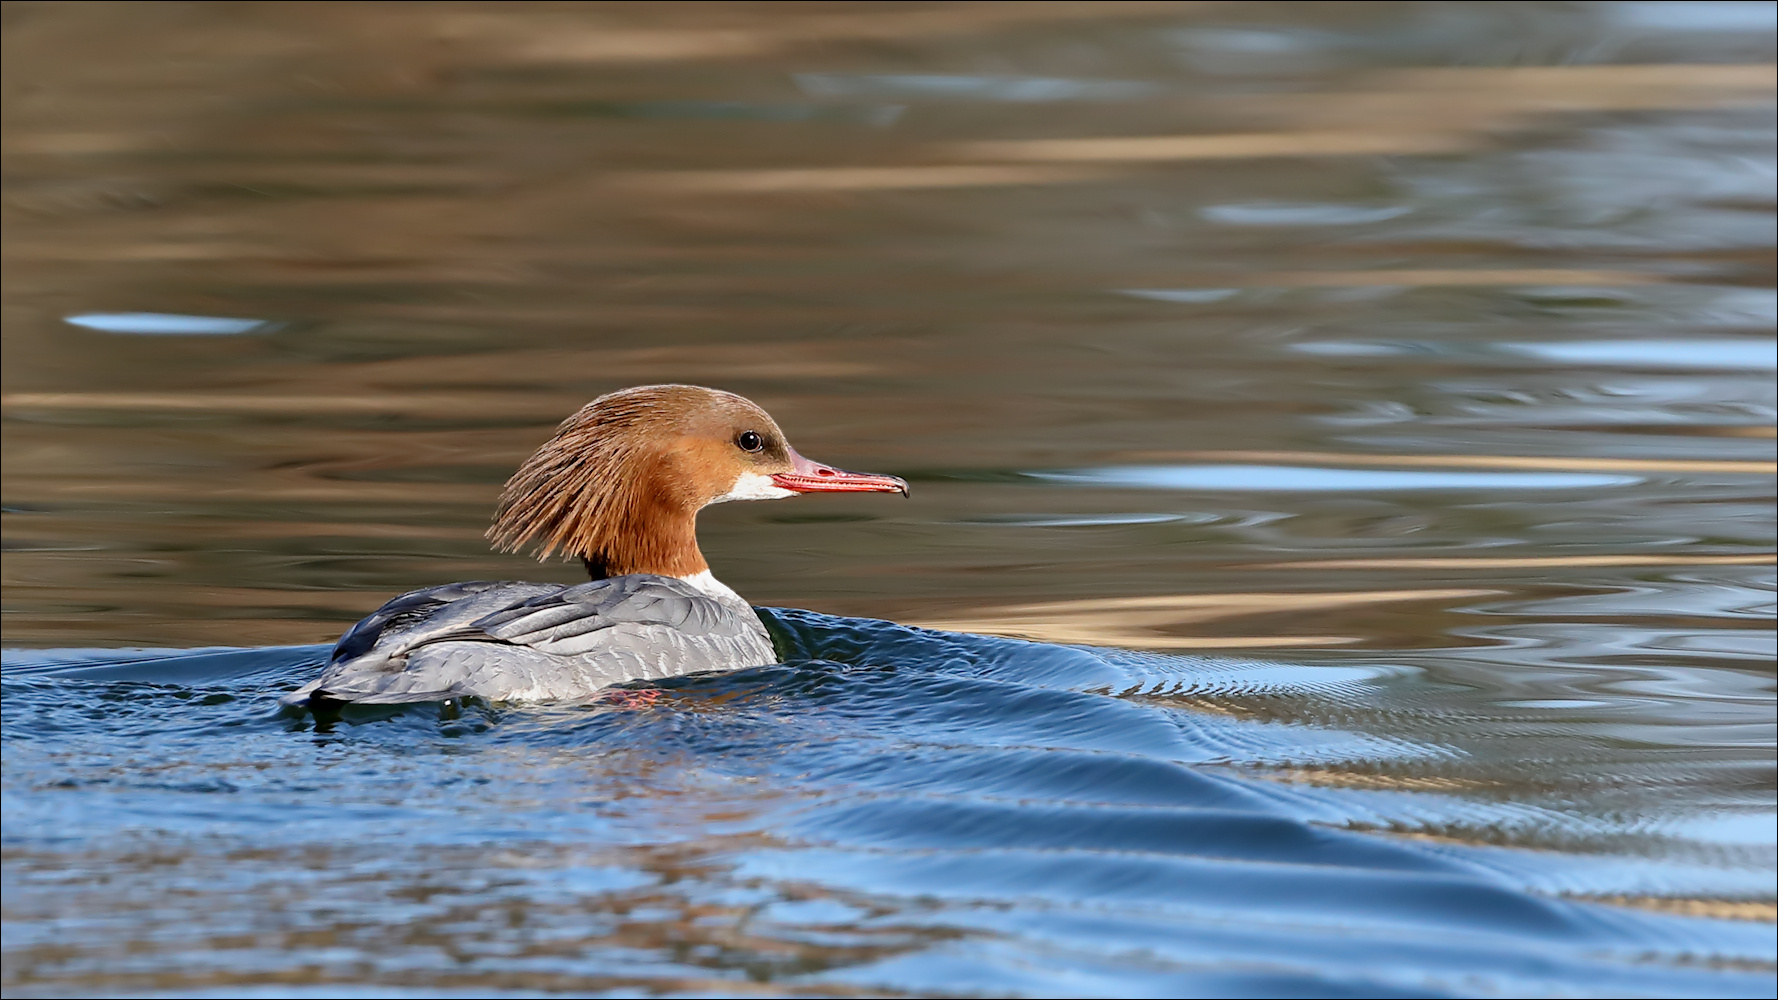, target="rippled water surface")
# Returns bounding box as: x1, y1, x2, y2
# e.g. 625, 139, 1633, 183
3, 2, 1774, 997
